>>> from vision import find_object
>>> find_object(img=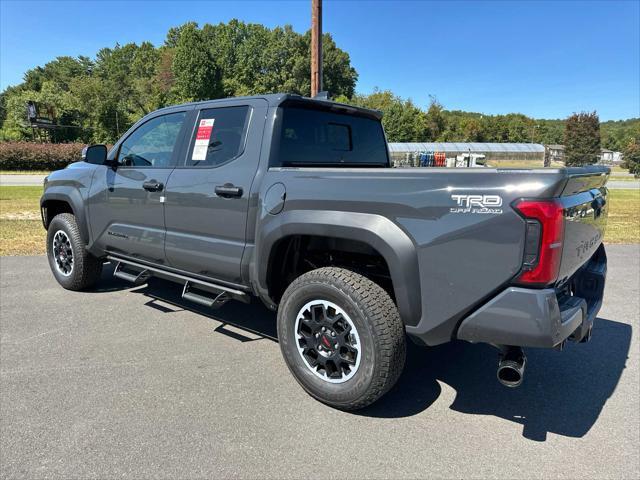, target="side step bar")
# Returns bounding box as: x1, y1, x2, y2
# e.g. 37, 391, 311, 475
113, 262, 150, 285
107, 255, 249, 307
182, 282, 229, 309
